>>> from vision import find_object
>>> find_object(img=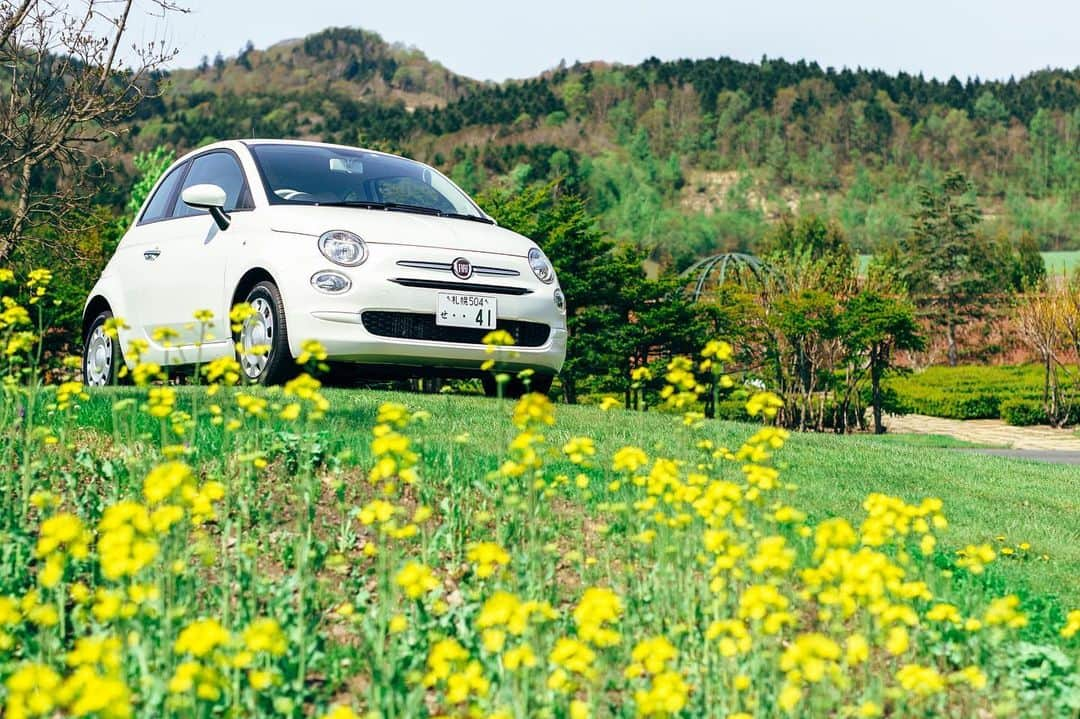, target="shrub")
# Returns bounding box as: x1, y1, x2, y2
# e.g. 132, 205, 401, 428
883, 365, 1076, 421
1001, 399, 1048, 426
